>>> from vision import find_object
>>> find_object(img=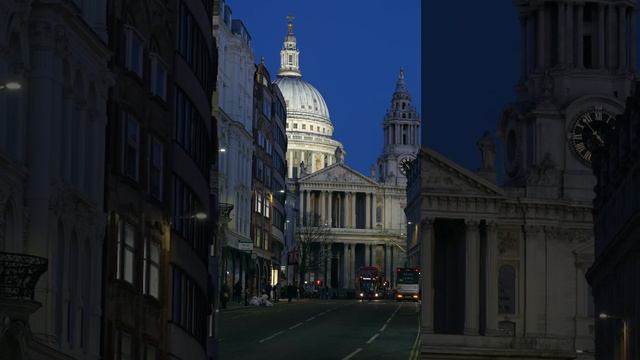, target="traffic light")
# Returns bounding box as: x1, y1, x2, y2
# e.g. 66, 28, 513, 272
315, 279, 321, 286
